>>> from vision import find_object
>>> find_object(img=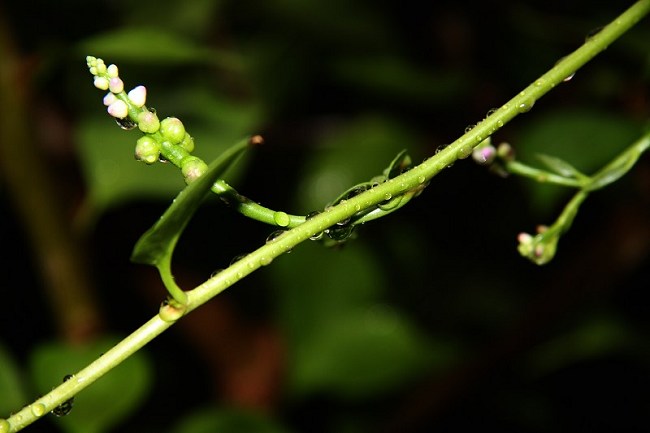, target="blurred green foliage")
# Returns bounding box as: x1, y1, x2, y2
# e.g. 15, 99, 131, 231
1, 0, 649, 432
